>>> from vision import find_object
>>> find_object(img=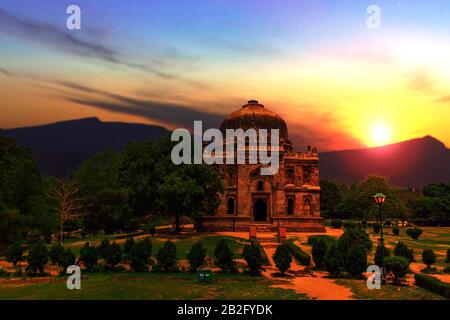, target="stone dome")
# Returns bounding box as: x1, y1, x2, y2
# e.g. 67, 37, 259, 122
220, 100, 289, 140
